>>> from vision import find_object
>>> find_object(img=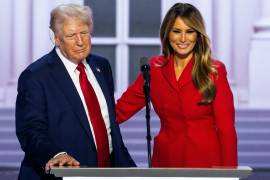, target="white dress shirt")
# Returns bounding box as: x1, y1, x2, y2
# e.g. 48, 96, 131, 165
56, 48, 113, 153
